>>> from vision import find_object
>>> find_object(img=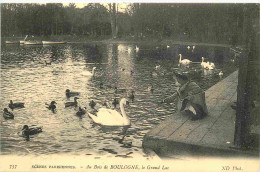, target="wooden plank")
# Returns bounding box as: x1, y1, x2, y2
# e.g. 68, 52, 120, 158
146, 116, 173, 137
201, 108, 236, 146
156, 114, 189, 139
